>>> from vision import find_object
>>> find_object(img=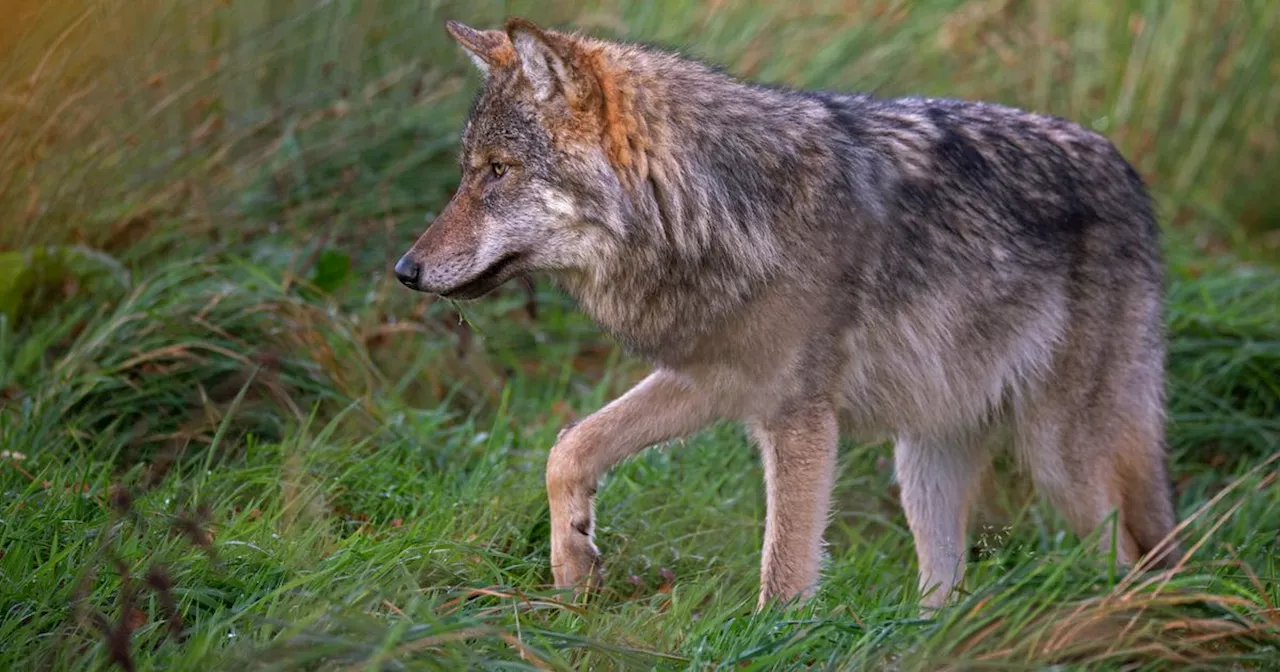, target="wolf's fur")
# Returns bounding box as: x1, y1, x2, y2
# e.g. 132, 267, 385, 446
395, 18, 1183, 610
